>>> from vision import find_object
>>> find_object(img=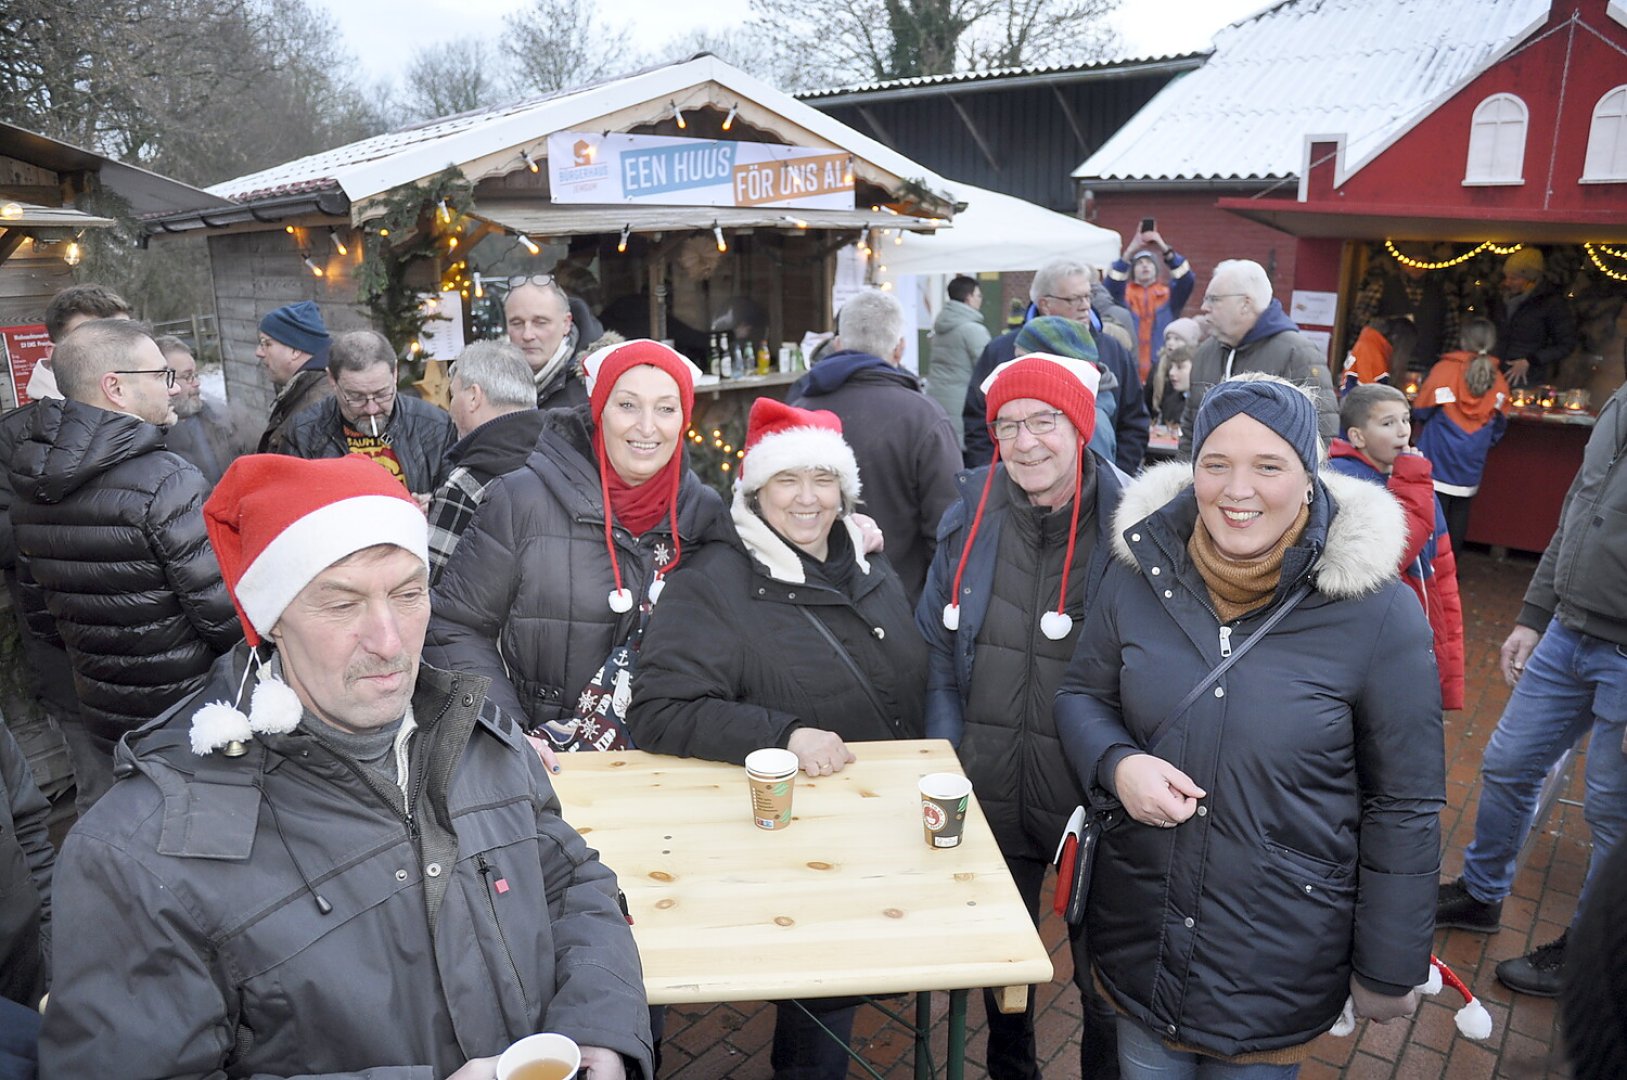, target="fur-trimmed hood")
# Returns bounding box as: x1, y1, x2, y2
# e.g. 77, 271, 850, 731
1110, 459, 1405, 600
